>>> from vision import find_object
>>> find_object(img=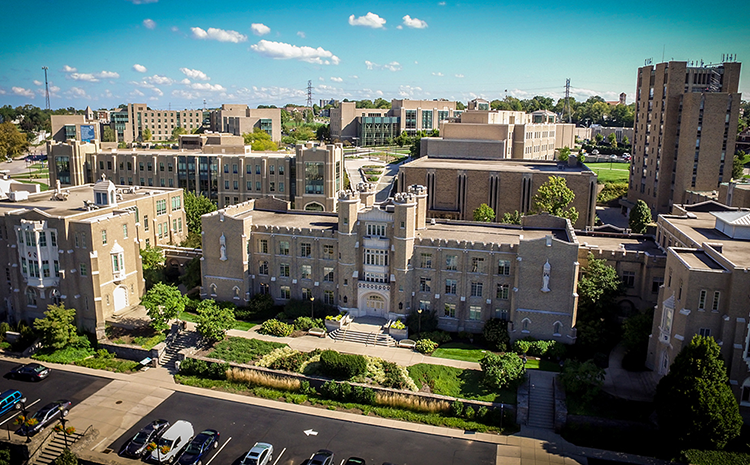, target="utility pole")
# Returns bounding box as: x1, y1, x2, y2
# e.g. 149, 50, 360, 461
42, 67, 50, 110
